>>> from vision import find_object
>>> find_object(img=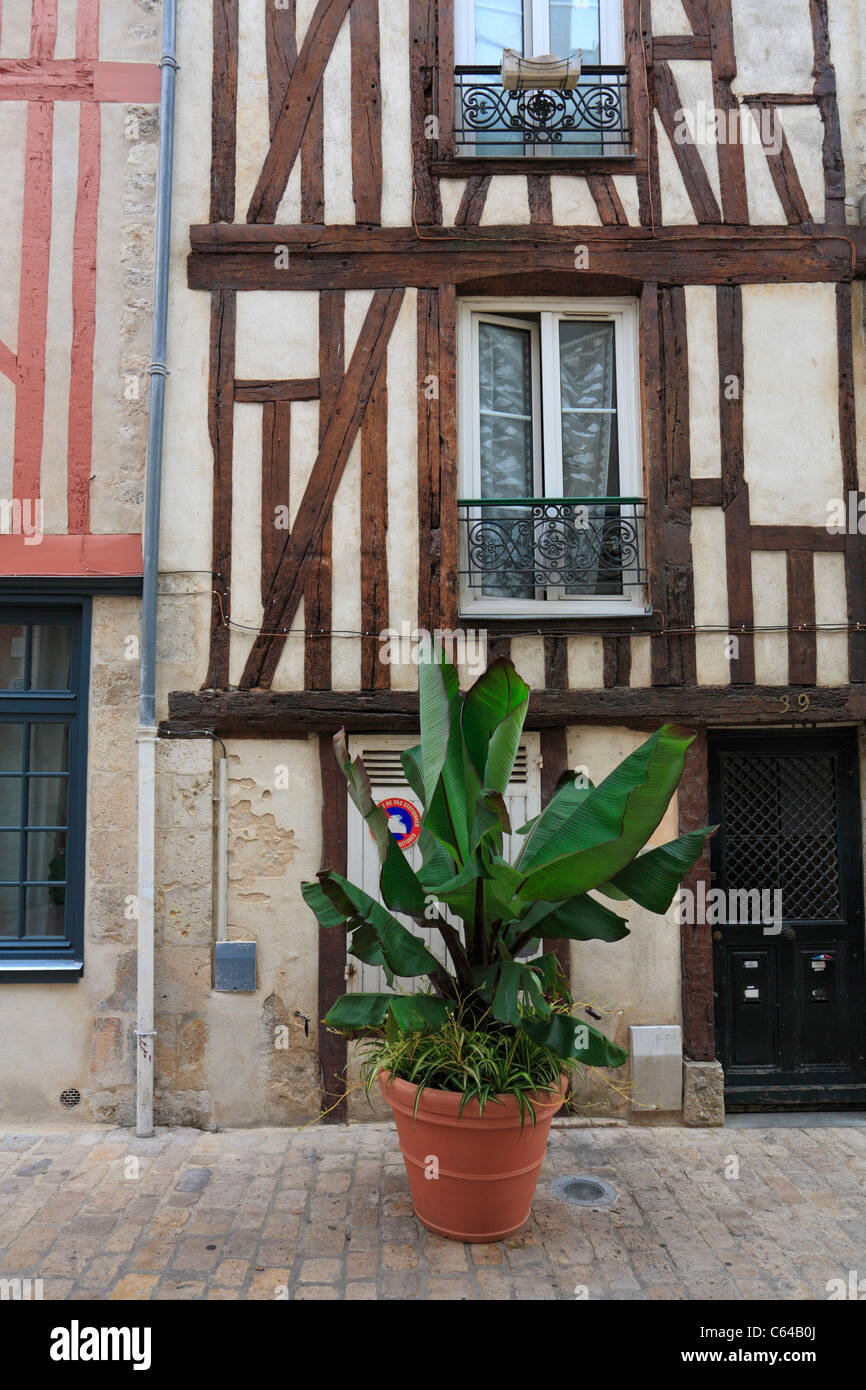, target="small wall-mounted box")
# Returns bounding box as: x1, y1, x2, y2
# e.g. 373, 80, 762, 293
629, 1024, 683, 1112
214, 941, 257, 992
